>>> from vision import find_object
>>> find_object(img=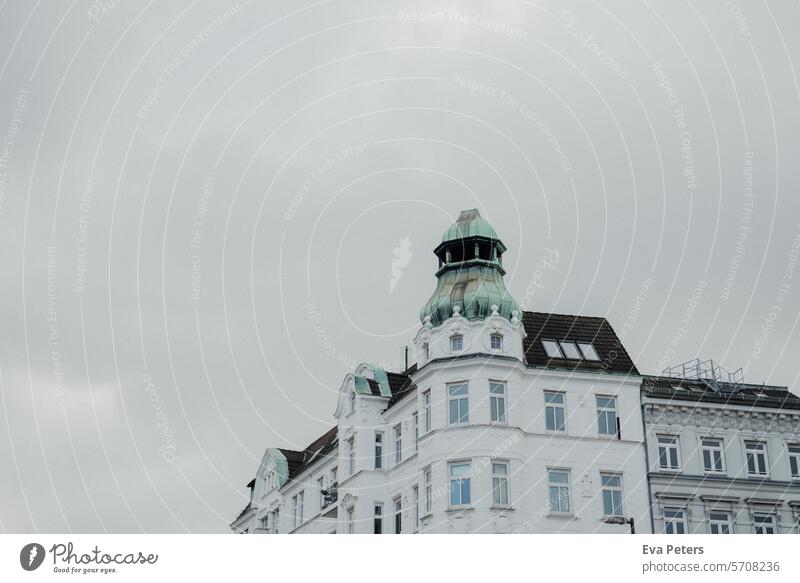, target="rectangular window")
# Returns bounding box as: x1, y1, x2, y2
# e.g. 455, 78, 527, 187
664, 508, 687, 534
394, 424, 402, 464
745, 441, 768, 476
448, 383, 469, 424
272, 509, 279, 534
450, 335, 463, 353
347, 508, 354, 534
260, 515, 269, 530
559, 341, 582, 359
413, 412, 419, 453
788, 445, 800, 479
548, 469, 571, 514
701, 438, 725, 473
347, 438, 355, 476
394, 498, 402, 534
424, 467, 432, 514
709, 511, 731, 534
374, 432, 384, 469
374, 504, 383, 534
292, 495, 298, 529
596, 396, 617, 436
318, 476, 325, 509
658, 435, 681, 470
754, 513, 776, 534
492, 461, 509, 506
544, 391, 566, 432
578, 342, 600, 360
449, 462, 471, 507
490, 334, 503, 350
298, 491, 304, 524
423, 391, 431, 433
490, 381, 506, 423
413, 485, 420, 529
600, 473, 623, 516
542, 339, 563, 358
